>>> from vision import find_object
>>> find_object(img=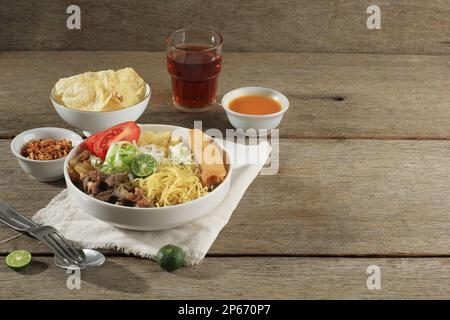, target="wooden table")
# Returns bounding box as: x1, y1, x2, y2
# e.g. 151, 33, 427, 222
2, 51, 450, 299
